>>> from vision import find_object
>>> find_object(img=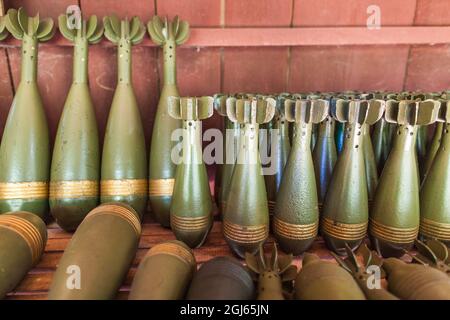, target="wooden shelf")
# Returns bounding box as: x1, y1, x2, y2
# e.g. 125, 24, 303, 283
5, 218, 335, 300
